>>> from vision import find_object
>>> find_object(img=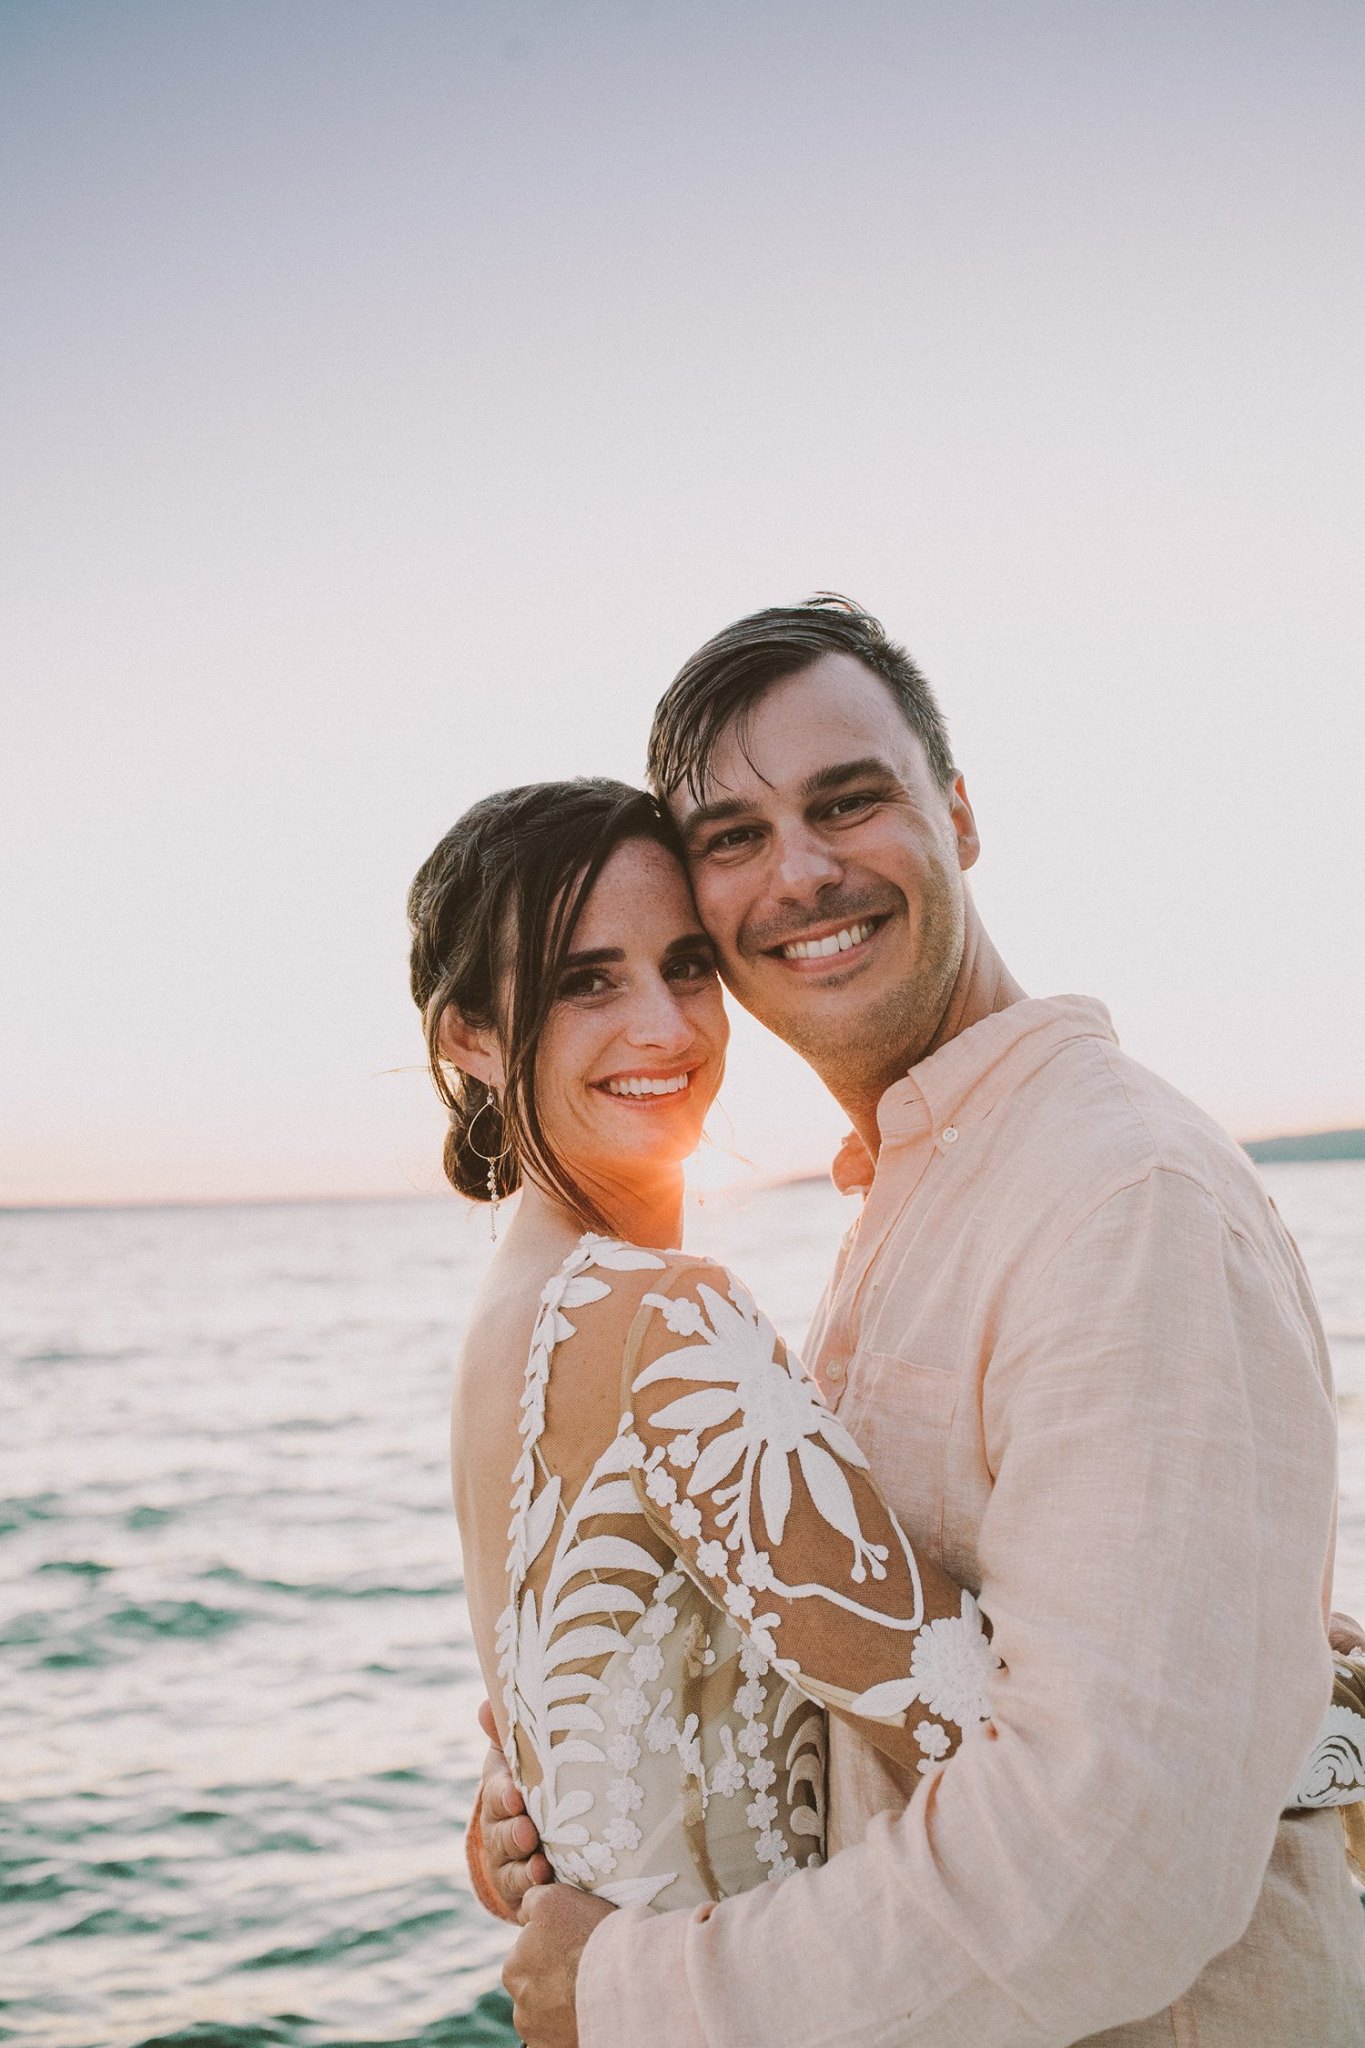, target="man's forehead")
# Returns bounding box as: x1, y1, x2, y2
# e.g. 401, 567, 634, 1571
670, 659, 928, 821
